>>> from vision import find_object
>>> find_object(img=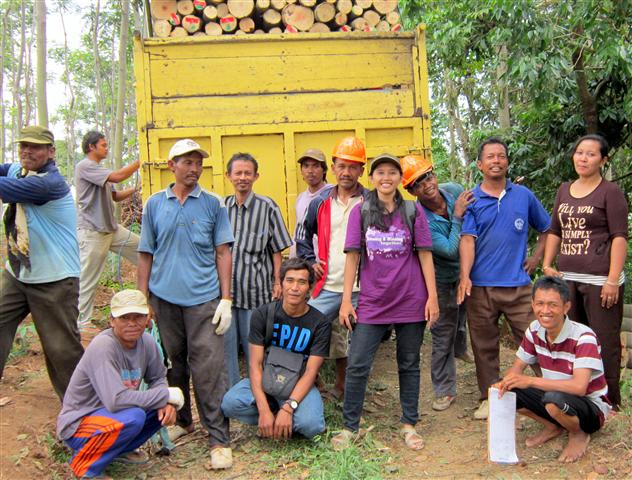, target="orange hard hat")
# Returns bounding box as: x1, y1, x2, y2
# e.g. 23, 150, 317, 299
400, 154, 433, 188
332, 136, 366, 164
